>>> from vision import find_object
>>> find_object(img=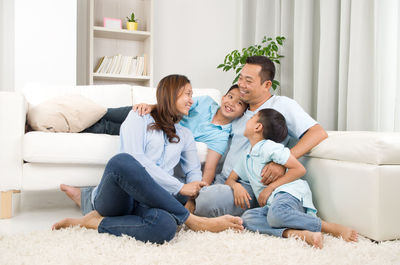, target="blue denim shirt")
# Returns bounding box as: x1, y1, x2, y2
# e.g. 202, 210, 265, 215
92, 110, 202, 202
119, 111, 202, 195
